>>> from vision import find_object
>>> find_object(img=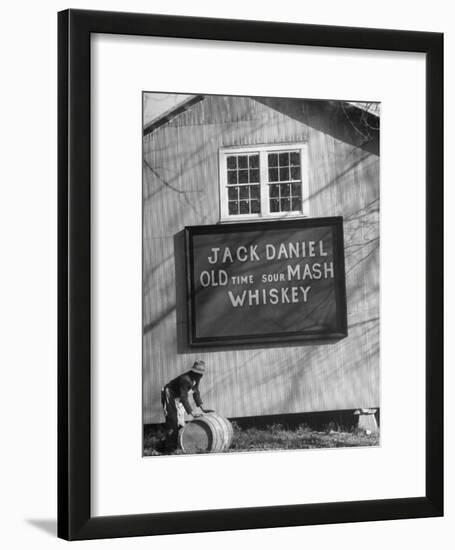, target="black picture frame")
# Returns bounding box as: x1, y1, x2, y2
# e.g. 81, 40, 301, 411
185, 217, 348, 347
58, 9, 443, 541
